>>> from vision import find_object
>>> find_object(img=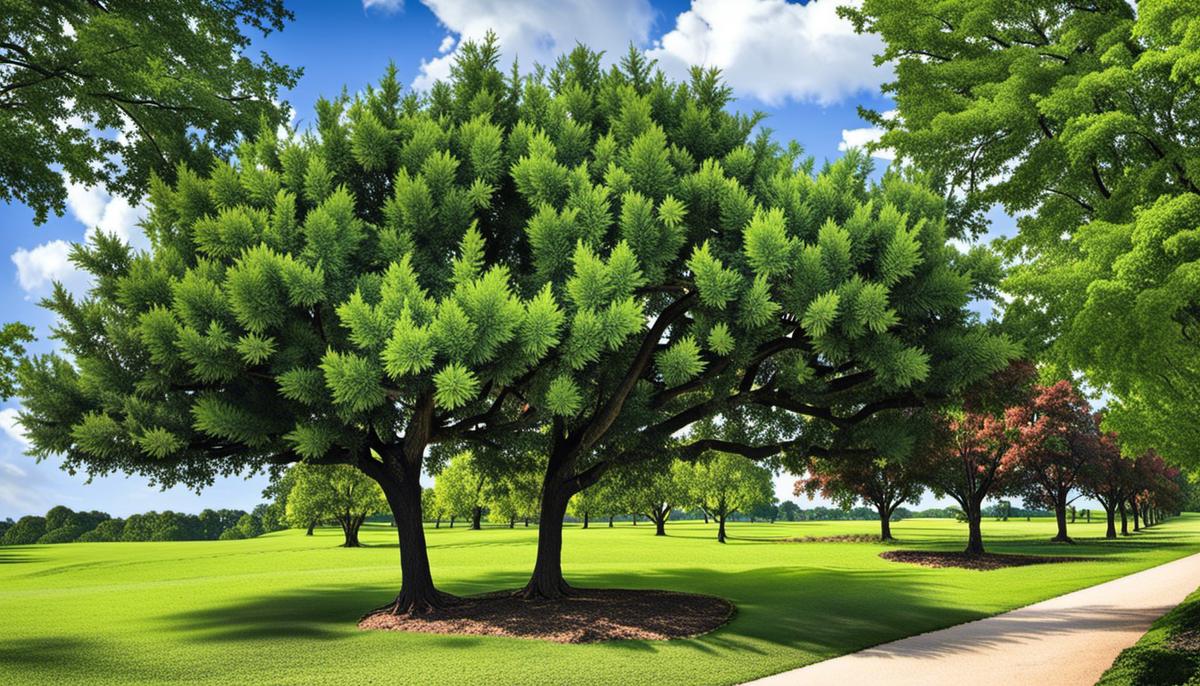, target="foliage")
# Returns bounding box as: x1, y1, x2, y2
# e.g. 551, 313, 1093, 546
0, 0, 300, 223
0, 516, 46, 545
1096, 584, 1200, 686
844, 0, 1200, 467
679, 451, 774, 541
285, 463, 386, 546
0, 322, 34, 401
434, 453, 487, 524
